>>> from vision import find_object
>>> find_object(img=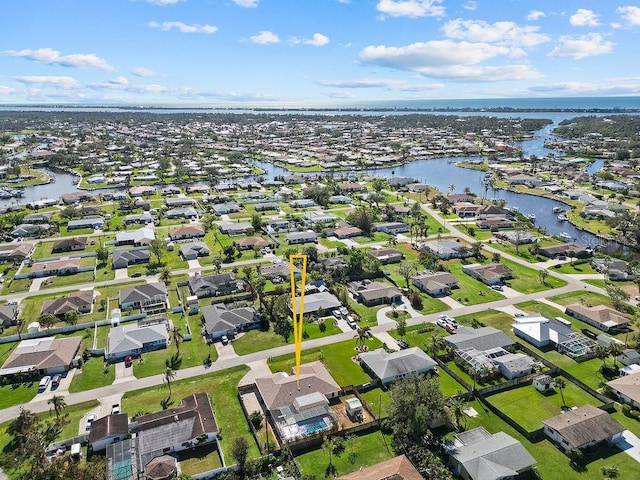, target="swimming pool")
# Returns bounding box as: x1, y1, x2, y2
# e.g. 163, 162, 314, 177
300, 417, 328, 434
